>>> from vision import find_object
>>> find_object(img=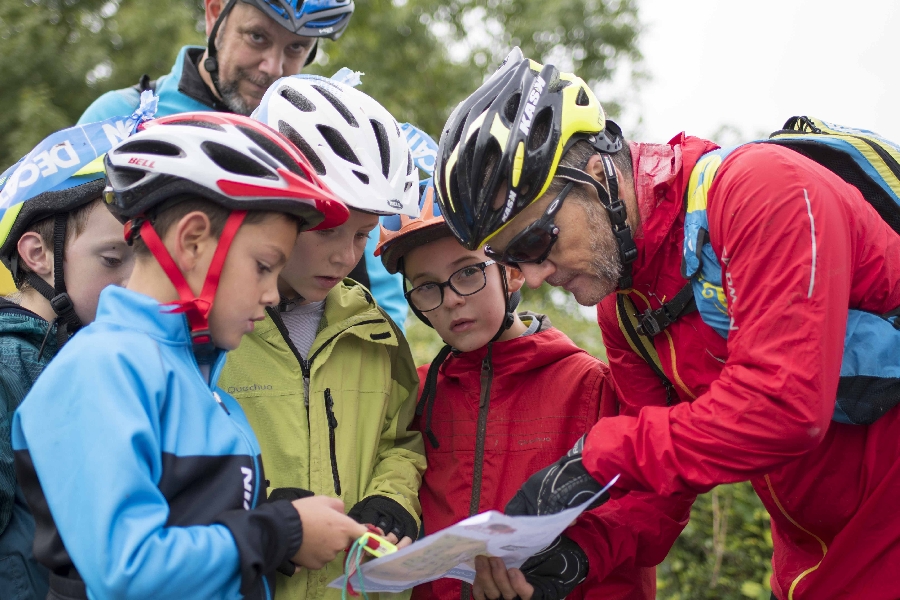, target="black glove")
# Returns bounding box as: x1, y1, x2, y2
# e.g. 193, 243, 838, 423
519, 535, 589, 599
347, 495, 418, 541
505, 435, 610, 516
266, 488, 315, 577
